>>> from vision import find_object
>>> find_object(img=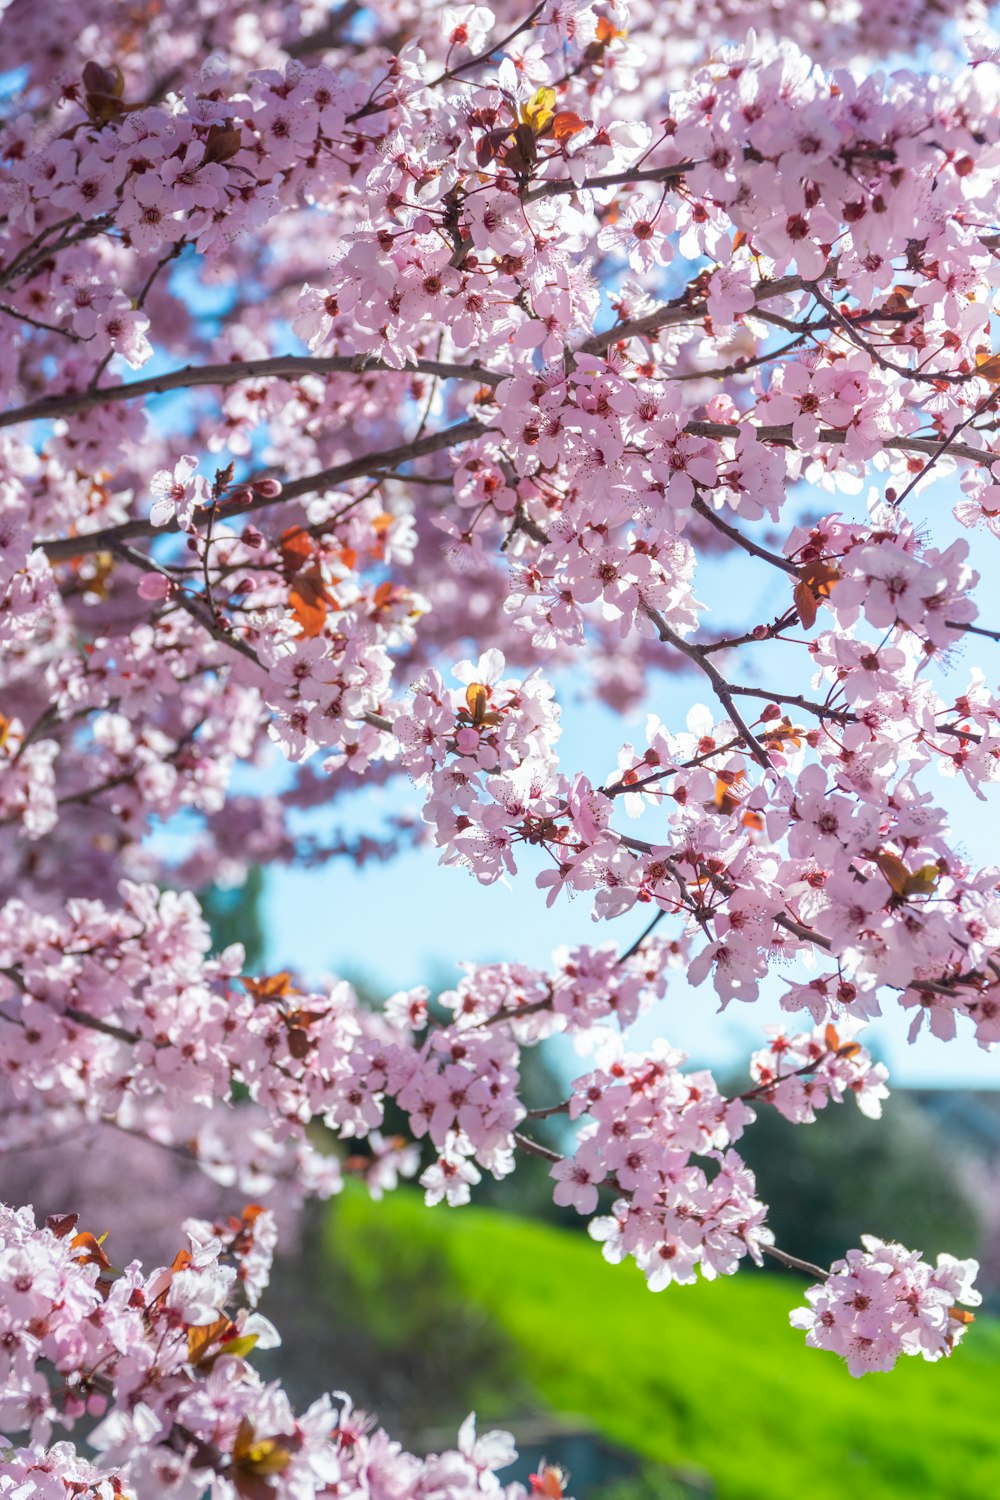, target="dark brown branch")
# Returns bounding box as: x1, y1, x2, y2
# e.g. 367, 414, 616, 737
524, 160, 698, 203
889, 387, 1000, 511
62, 1006, 141, 1045
614, 835, 834, 954
2, 354, 504, 432
811, 285, 966, 387
640, 603, 772, 769
111, 542, 264, 666
0, 300, 83, 341
578, 270, 818, 357
617, 907, 666, 963
691, 495, 799, 575
728, 685, 855, 722
947, 619, 1000, 643
37, 417, 492, 560
599, 735, 744, 797
428, 2, 547, 87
